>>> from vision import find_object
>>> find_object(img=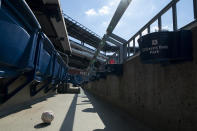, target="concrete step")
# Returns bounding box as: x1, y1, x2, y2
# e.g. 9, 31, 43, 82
67, 87, 80, 94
